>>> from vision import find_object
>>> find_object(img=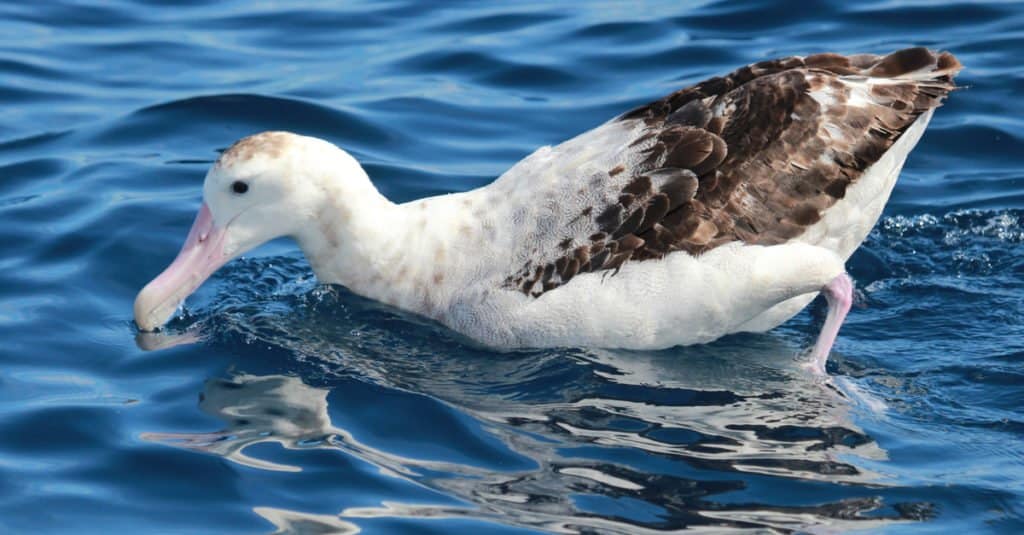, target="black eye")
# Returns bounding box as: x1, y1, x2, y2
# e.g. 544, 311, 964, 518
232, 181, 249, 194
